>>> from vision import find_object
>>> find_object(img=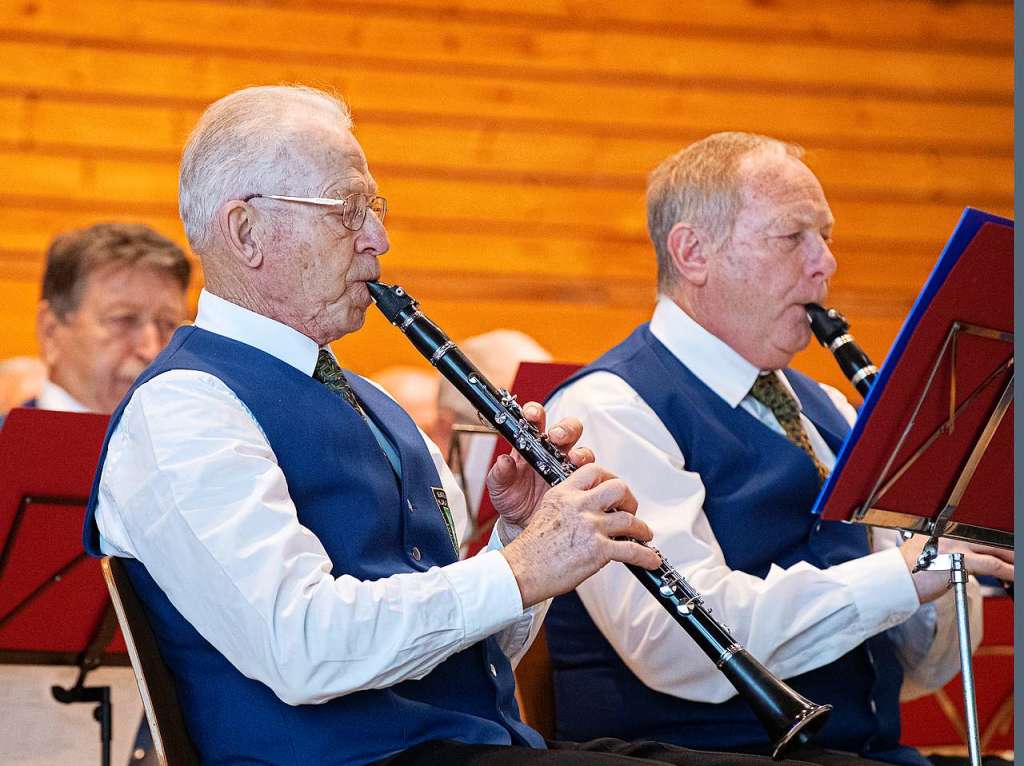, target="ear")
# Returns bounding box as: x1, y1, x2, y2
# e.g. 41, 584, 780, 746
666, 222, 709, 287
217, 200, 264, 269
35, 299, 61, 366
